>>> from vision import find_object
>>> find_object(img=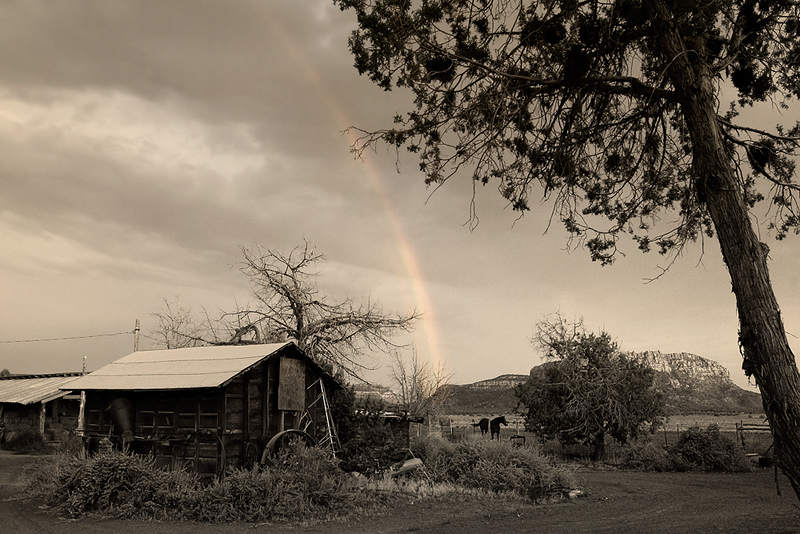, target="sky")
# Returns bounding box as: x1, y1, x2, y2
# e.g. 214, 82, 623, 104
1, 1, 798, 391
